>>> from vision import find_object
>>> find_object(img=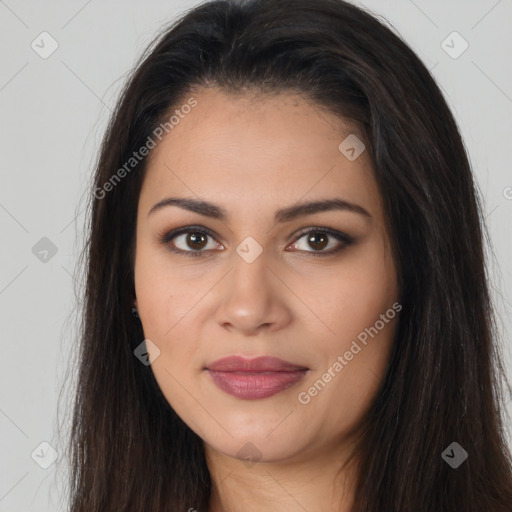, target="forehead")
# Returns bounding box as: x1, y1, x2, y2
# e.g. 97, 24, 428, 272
139, 87, 381, 219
